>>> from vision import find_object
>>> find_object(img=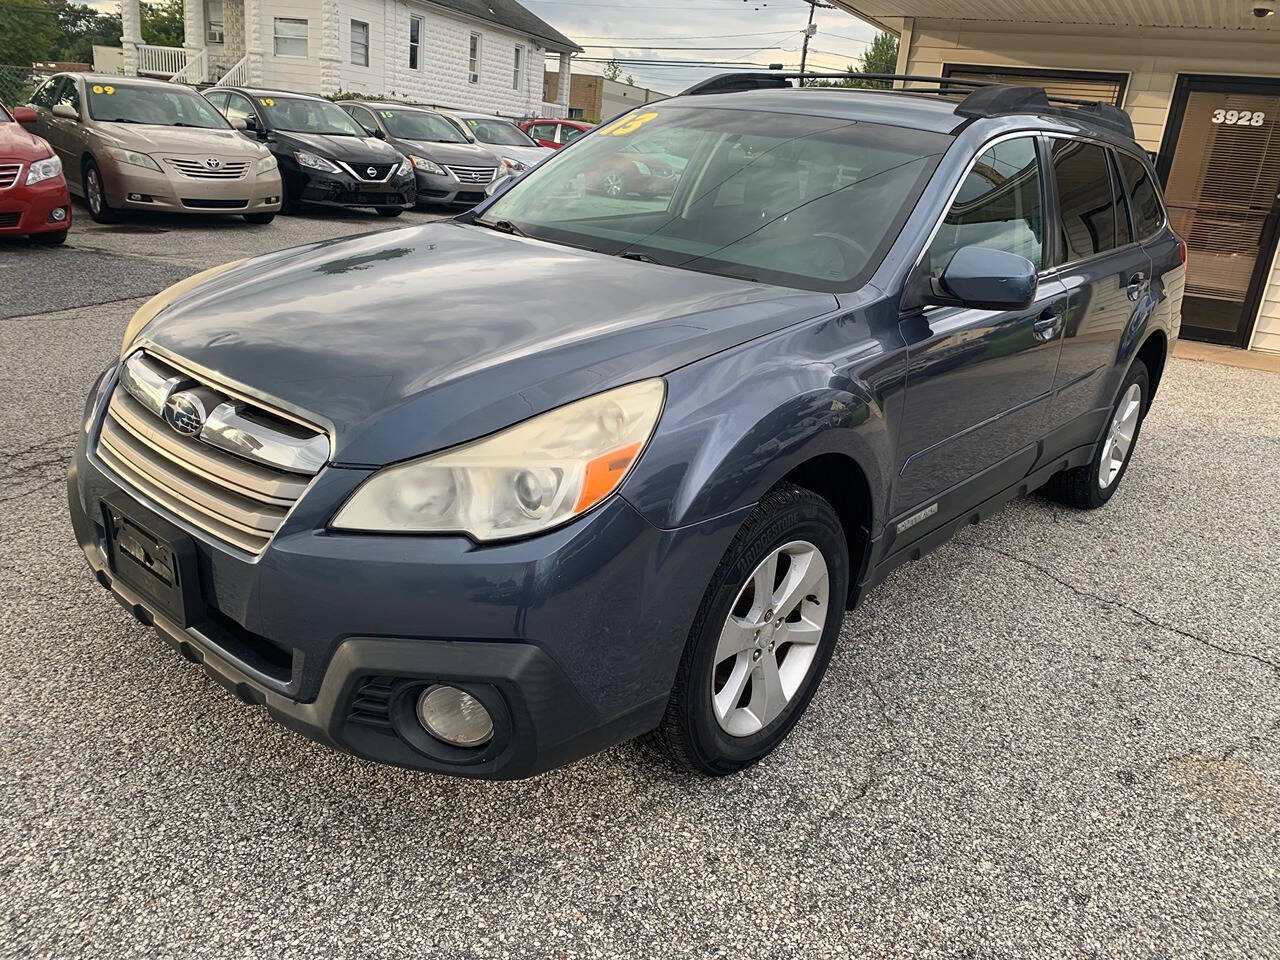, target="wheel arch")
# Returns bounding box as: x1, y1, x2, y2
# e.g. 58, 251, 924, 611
1135, 329, 1168, 407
